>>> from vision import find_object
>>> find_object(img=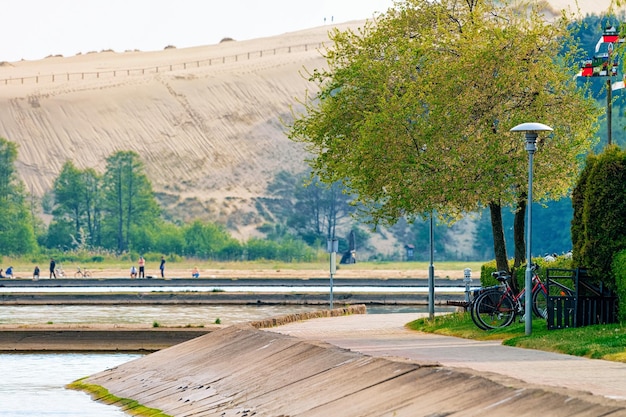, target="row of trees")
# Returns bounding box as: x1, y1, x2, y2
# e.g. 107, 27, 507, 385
0, 138, 319, 262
